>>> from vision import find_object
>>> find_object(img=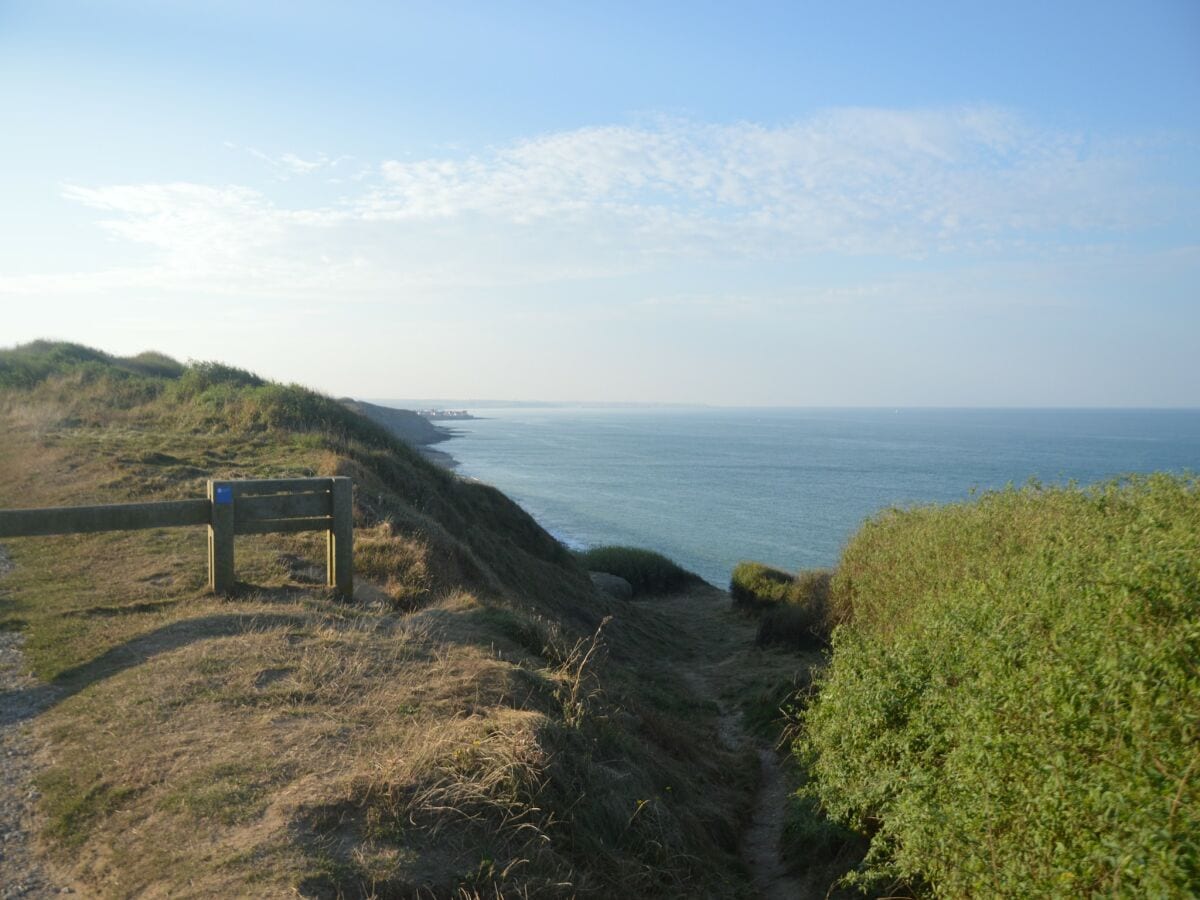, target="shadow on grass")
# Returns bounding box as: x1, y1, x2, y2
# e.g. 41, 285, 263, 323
0, 611, 307, 726
61, 598, 184, 618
